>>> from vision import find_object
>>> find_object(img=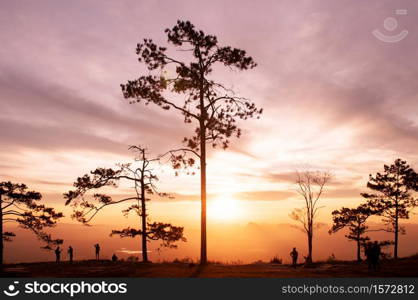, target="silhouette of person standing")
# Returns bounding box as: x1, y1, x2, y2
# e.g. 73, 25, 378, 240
364, 242, 373, 270
290, 247, 298, 268
55, 246, 62, 263
371, 241, 381, 271
94, 243, 100, 261
68, 246, 74, 264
